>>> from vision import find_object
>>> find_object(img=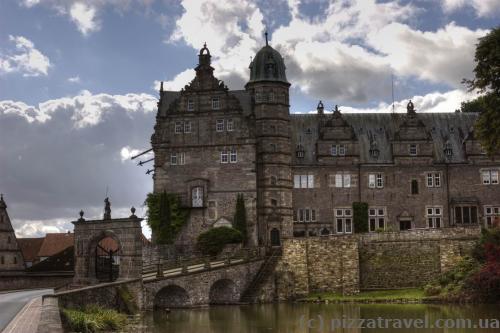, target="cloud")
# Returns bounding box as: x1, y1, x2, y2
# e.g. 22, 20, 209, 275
328, 89, 477, 114
441, 0, 500, 17
0, 91, 158, 237
0, 35, 51, 77
367, 22, 488, 88
68, 75, 81, 83
70, 2, 99, 36
164, 0, 485, 103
